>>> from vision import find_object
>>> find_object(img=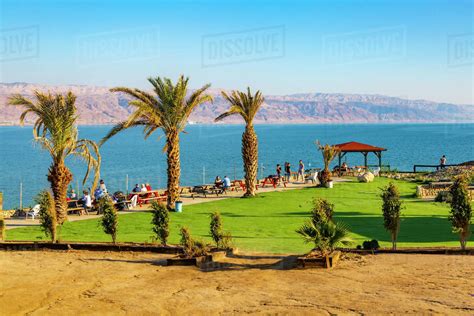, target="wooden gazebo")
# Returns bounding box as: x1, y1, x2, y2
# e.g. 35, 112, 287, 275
333, 141, 387, 174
